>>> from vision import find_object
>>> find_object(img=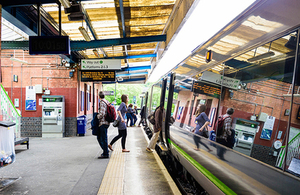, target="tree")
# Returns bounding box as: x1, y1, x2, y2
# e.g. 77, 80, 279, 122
103, 83, 146, 107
